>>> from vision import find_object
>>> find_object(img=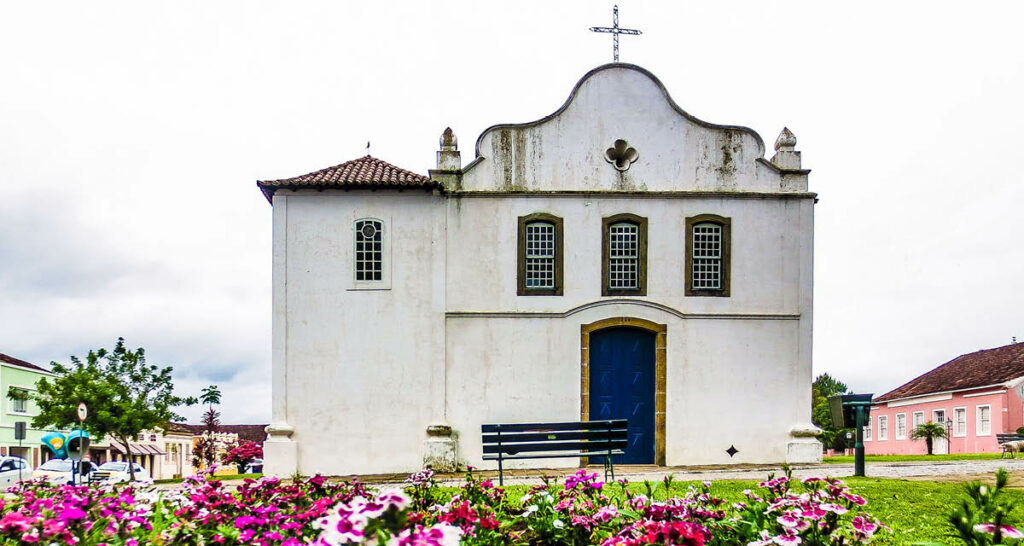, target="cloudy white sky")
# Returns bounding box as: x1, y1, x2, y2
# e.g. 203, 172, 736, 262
1, 1, 1021, 423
